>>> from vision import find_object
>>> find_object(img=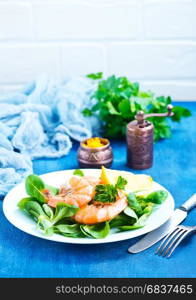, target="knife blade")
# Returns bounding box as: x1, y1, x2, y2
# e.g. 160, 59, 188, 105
128, 193, 196, 254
